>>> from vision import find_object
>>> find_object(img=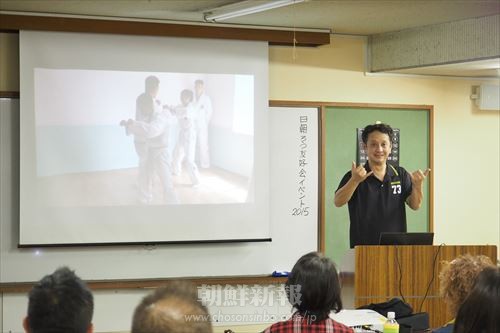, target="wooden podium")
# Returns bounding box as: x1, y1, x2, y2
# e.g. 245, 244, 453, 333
354, 245, 497, 328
